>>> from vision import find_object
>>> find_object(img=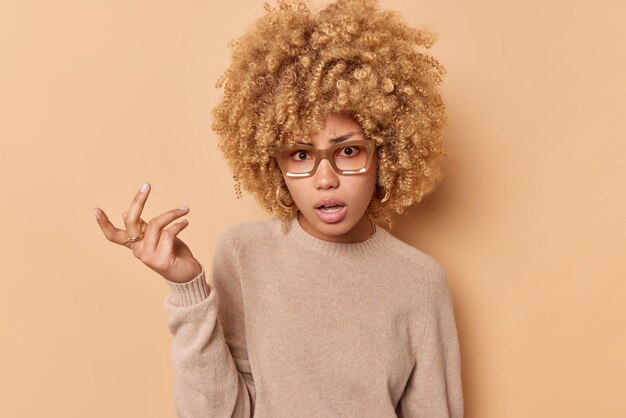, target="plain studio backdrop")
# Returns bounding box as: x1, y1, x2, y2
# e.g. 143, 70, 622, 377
1, 0, 625, 417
